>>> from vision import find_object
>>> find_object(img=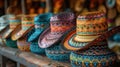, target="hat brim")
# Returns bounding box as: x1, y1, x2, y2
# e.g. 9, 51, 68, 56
60, 29, 80, 51
11, 25, 34, 40
2, 24, 21, 38
28, 30, 43, 42
0, 25, 8, 33
0, 26, 7, 32
0, 26, 12, 38
38, 27, 63, 48
17, 36, 30, 51
11, 25, 21, 40
60, 29, 91, 51
3, 29, 13, 38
